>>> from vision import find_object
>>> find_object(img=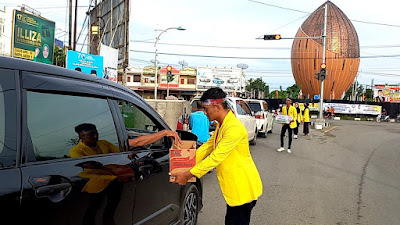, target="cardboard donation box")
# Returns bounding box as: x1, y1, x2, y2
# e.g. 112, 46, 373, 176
170, 140, 197, 182
274, 115, 293, 124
